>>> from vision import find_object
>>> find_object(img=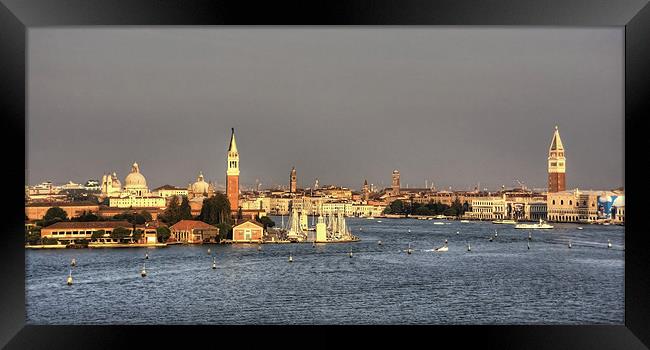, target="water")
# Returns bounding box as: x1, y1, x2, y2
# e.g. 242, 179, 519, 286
26, 218, 624, 324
